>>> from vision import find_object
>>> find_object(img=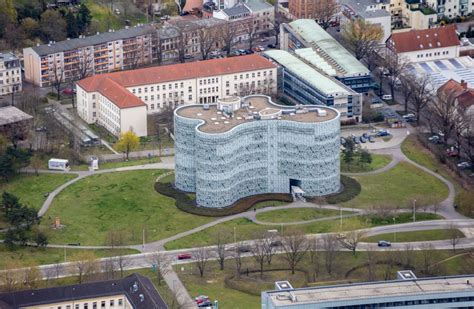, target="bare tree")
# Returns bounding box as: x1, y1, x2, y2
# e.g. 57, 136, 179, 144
70, 56, 93, 109
342, 19, 383, 61
69, 251, 99, 284
366, 250, 379, 281
400, 76, 414, 114
308, 238, 320, 282
242, 17, 258, 51
194, 247, 211, 278
0, 261, 21, 291
382, 52, 410, 100
198, 27, 219, 60
338, 229, 366, 255
400, 244, 415, 269
460, 120, 474, 173
430, 89, 459, 144
250, 237, 267, 278
281, 229, 308, 275
115, 251, 132, 279
148, 252, 171, 286
314, 0, 338, 29
176, 29, 187, 63
214, 229, 230, 271
446, 223, 462, 251
220, 21, 239, 56
231, 242, 244, 278
382, 249, 396, 280
419, 243, 436, 275
102, 256, 118, 280
322, 234, 338, 275
262, 232, 278, 265
410, 75, 433, 123
50, 61, 65, 101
